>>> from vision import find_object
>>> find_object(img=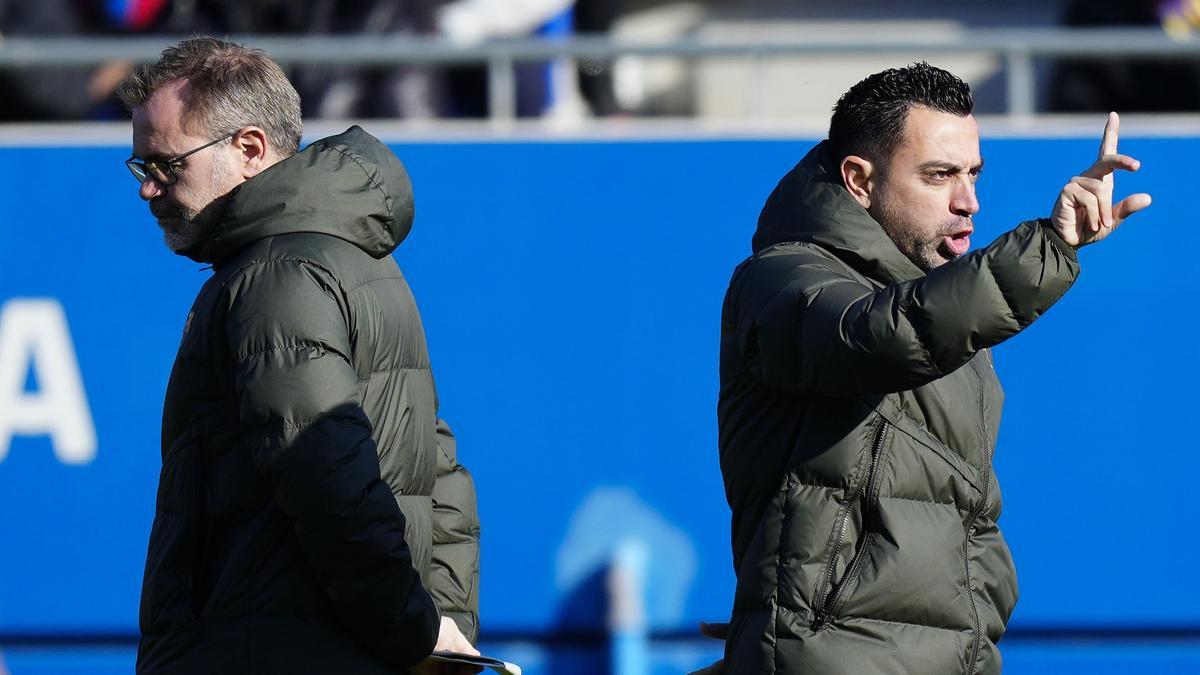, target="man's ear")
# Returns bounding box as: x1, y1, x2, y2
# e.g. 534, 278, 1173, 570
233, 127, 272, 179
840, 155, 875, 209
